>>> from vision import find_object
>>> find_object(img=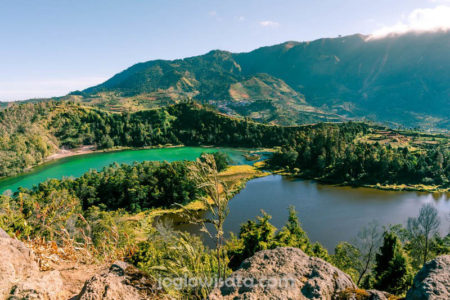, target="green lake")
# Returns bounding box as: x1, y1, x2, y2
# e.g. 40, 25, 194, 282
0, 147, 250, 194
